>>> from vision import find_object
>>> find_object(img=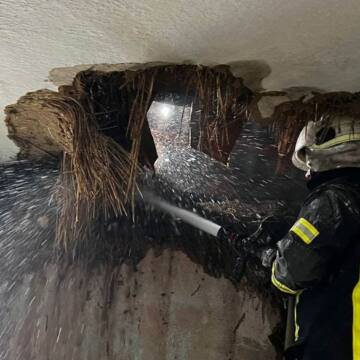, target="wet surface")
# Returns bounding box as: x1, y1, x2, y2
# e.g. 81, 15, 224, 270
0, 118, 307, 358
0, 157, 285, 359
153, 121, 307, 217
0, 120, 308, 284
0, 160, 58, 280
